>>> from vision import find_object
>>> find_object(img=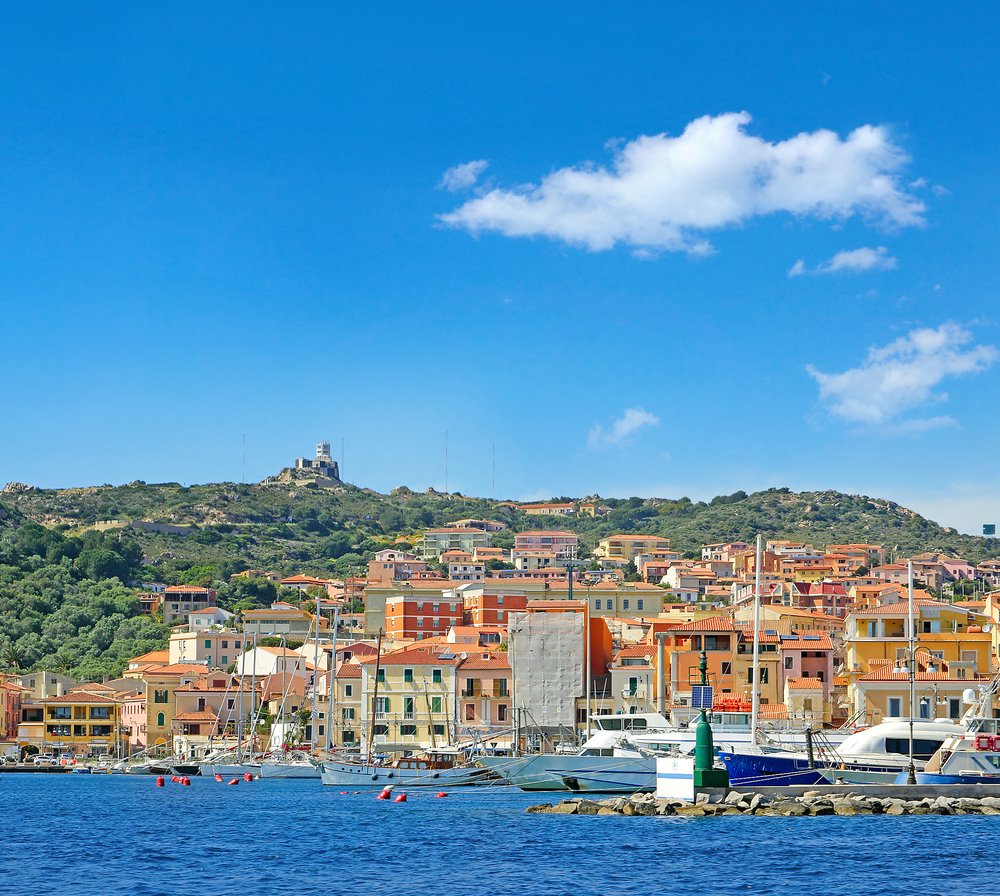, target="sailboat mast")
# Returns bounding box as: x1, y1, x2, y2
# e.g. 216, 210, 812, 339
366, 629, 384, 764
326, 606, 339, 752
249, 633, 258, 762
750, 534, 762, 743
312, 595, 321, 752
